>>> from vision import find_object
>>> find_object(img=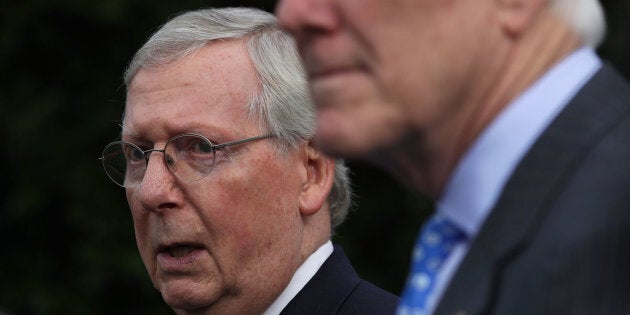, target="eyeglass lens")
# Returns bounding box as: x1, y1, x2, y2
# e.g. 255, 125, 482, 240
101, 134, 216, 187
